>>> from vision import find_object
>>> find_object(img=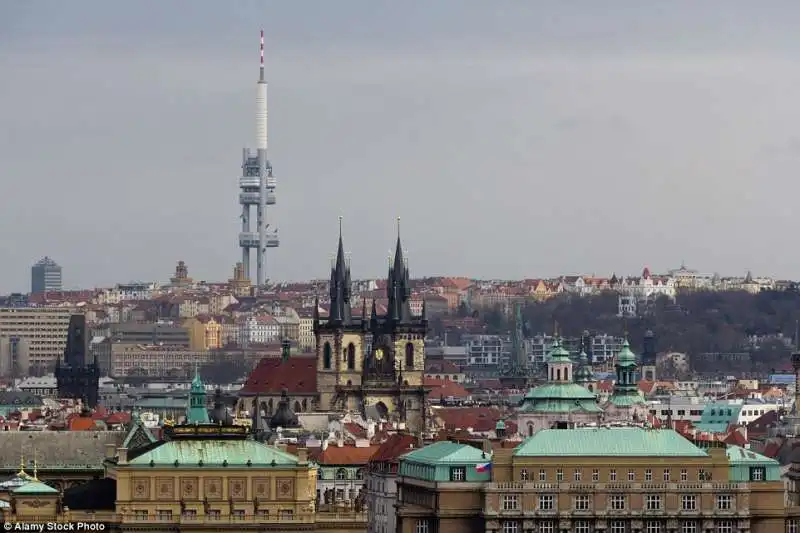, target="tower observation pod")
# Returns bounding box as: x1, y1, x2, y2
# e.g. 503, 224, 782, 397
239, 29, 279, 287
